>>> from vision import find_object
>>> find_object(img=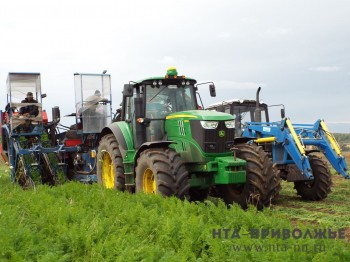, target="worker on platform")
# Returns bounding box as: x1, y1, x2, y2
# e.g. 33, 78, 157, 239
20, 92, 39, 117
